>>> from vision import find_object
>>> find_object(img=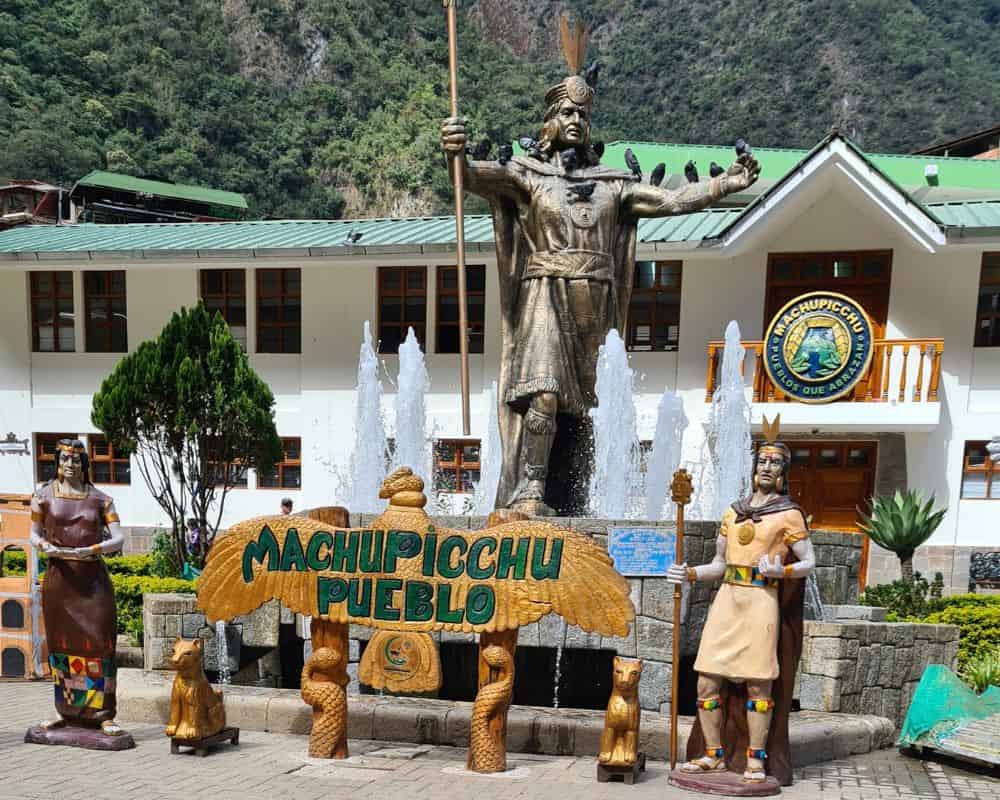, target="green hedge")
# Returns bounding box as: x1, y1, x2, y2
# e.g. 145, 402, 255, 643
1, 551, 155, 577
111, 574, 196, 643
922, 597, 1000, 671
